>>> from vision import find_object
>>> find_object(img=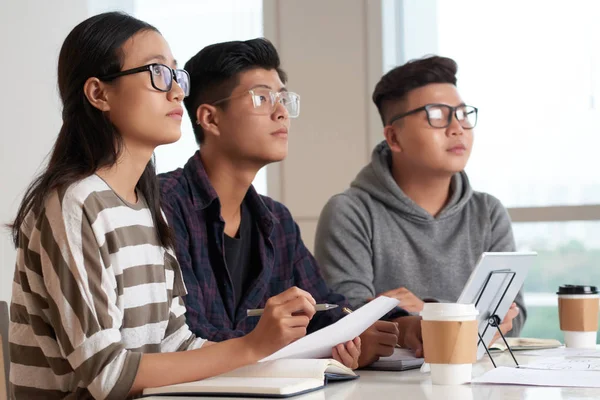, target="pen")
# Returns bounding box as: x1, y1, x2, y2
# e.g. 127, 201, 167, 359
247, 303, 339, 317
